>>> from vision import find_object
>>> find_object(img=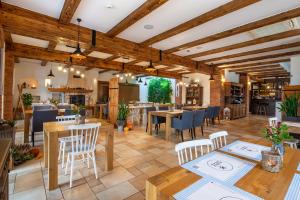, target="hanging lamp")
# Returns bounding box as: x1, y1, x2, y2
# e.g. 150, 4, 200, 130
209, 65, 215, 81
70, 18, 86, 60
145, 45, 156, 72
138, 77, 143, 83
144, 81, 147, 86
